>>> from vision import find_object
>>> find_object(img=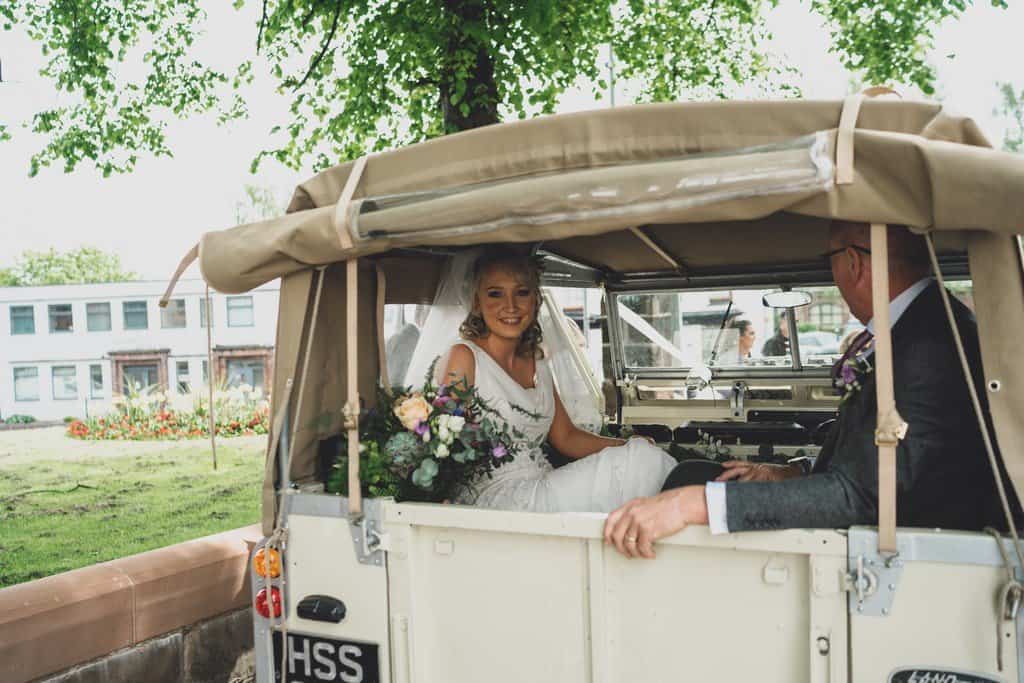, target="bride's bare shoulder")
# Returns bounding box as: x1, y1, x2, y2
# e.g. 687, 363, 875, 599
444, 343, 476, 388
